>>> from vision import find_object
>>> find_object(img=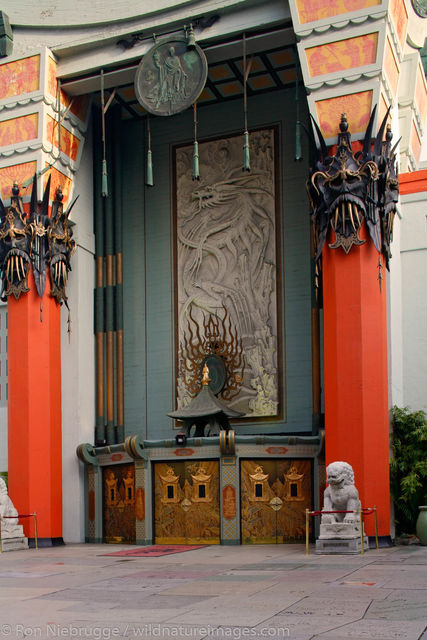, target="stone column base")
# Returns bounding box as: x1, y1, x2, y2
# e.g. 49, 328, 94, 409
316, 536, 369, 554
1, 537, 29, 552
